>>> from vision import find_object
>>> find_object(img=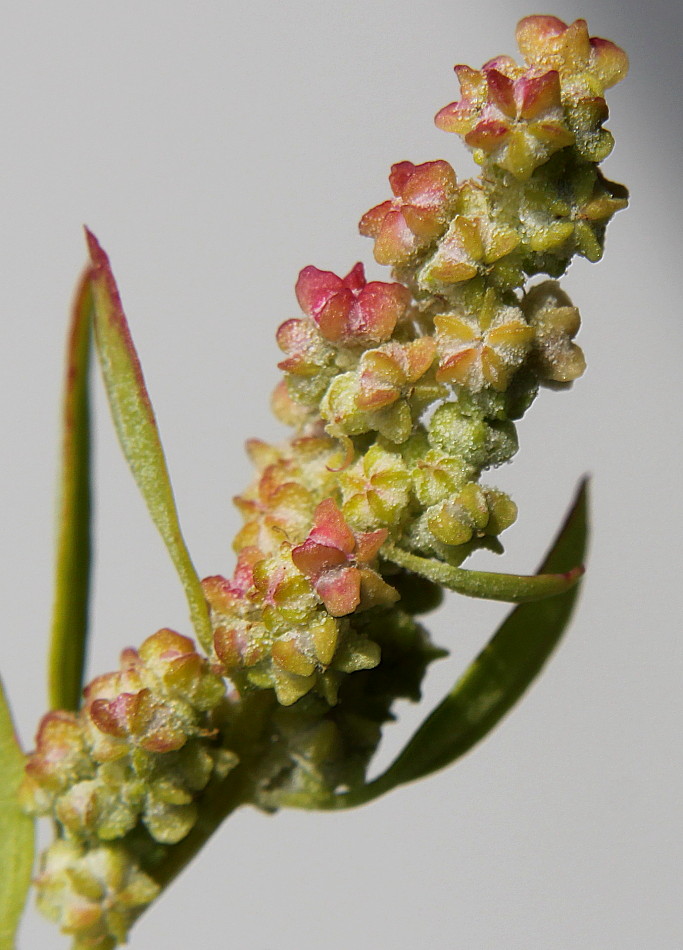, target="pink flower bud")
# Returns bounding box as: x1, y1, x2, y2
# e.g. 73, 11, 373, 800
295, 263, 409, 345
